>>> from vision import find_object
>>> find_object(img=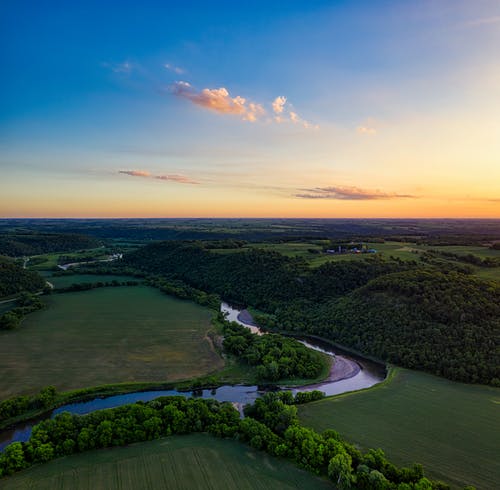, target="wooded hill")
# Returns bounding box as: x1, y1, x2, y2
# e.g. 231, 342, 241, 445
0, 233, 101, 257
0, 257, 45, 297
124, 241, 500, 386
